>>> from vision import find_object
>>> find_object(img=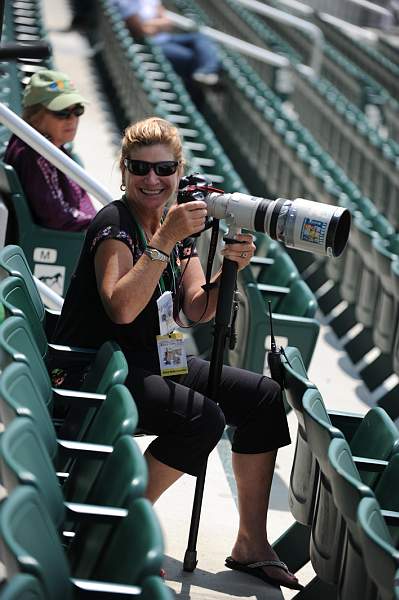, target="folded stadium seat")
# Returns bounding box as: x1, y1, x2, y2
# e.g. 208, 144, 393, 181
0, 162, 86, 296
273, 347, 374, 576
358, 497, 399, 600
0, 317, 128, 442
302, 390, 399, 588
380, 259, 399, 420
271, 347, 317, 572
0, 360, 137, 472
253, 251, 300, 309
0, 414, 149, 578
333, 212, 393, 352
355, 235, 399, 392
328, 439, 399, 600
0, 573, 44, 600
228, 276, 320, 372
0, 486, 170, 598
349, 214, 395, 356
